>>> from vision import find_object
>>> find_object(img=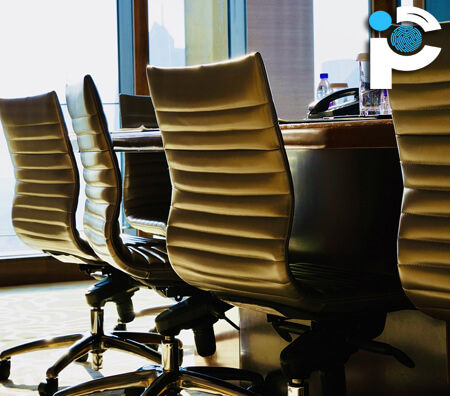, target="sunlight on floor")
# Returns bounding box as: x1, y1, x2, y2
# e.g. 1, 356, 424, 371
0, 281, 197, 395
